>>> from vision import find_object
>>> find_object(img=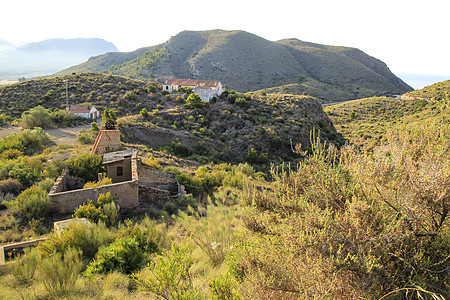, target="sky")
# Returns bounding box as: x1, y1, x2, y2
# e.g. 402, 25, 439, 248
1, 0, 449, 85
